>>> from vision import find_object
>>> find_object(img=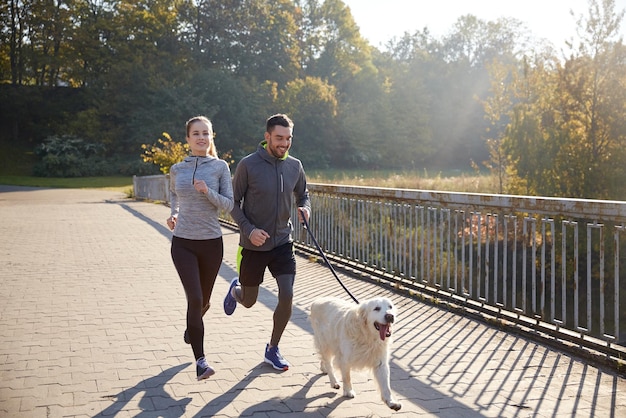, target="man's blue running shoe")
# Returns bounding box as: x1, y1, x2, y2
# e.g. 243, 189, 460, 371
264, 344, 289, 371
223, 278, 239, 315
